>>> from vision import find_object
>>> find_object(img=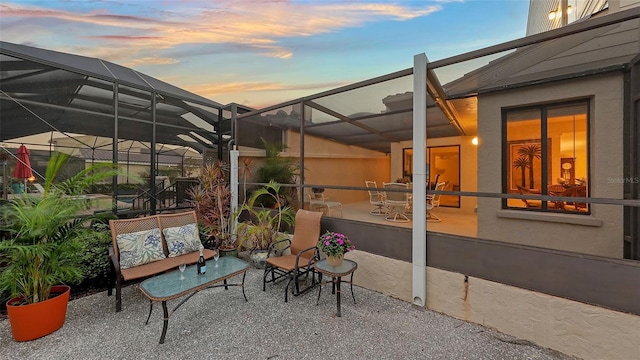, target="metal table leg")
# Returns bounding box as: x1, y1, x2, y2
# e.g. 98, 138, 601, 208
145, 300, 154, 325
350, 272, 356, 304
159, 301, 169, 344
336, 276, 342, 317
